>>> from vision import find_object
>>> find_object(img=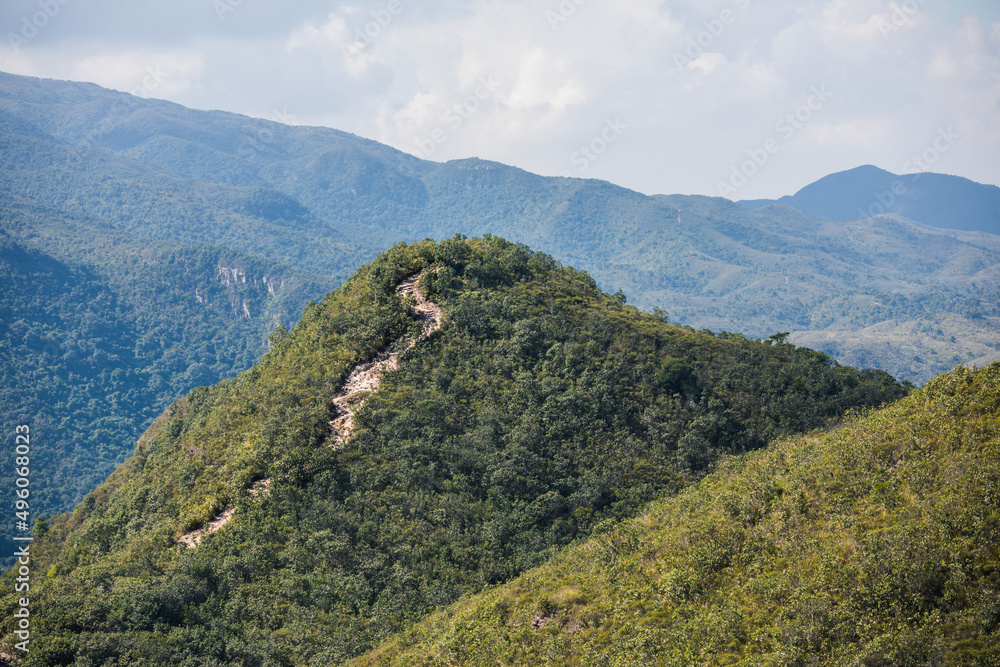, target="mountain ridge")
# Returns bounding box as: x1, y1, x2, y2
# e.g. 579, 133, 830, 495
2, 69, 999, 538
350, 361, 1000, 666
739, 164, 1000, 235
0, 237, 909, 665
